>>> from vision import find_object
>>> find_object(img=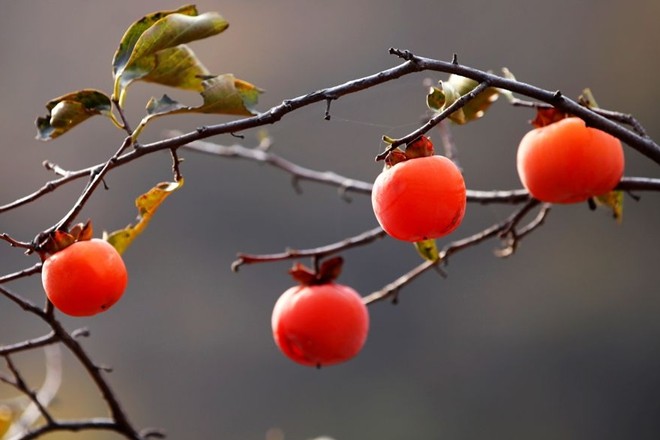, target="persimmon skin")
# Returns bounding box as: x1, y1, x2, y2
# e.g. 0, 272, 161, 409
371, 155, 466, 242
516, 117, 624, 204
272, 283, 369, 367
42, 239, 128, 317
